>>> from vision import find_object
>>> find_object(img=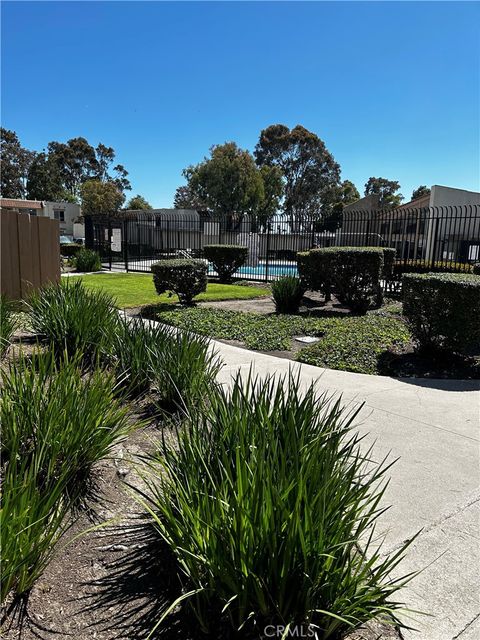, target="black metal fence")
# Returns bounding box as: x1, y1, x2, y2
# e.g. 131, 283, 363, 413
84, 205, 480, 285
